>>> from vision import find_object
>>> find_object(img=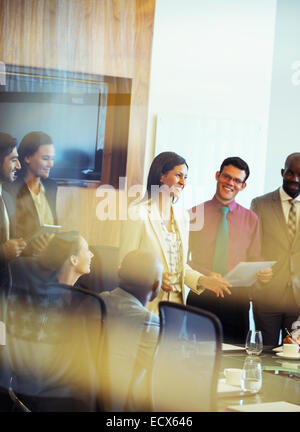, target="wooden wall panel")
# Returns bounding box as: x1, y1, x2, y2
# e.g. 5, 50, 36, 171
0, 0, 136, 77
0, 0, 156, 246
